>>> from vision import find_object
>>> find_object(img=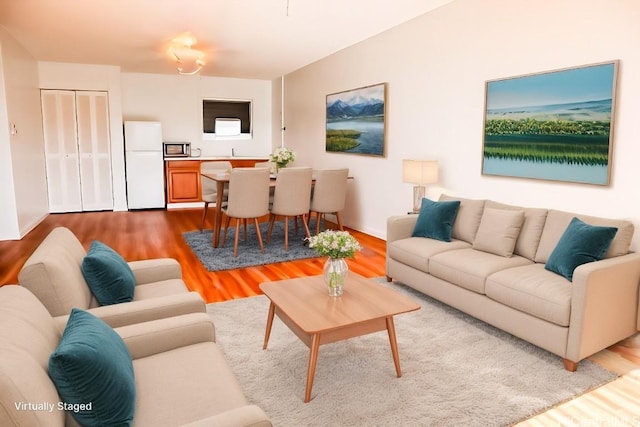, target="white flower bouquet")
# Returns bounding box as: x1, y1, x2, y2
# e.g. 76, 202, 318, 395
307, 230, 361, 259
269, 147, 295, 169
